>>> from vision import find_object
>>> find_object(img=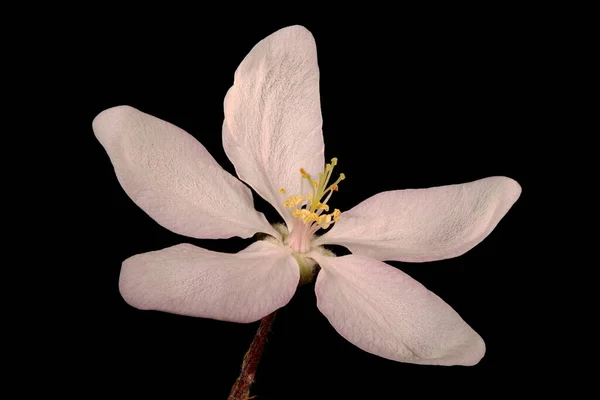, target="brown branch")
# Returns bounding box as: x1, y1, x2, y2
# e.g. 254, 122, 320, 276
227, 312, 276, 400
